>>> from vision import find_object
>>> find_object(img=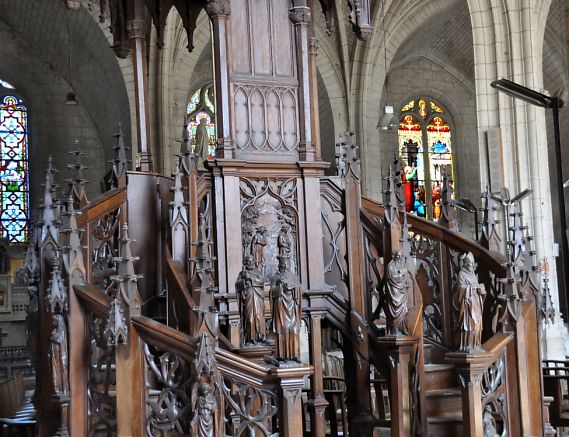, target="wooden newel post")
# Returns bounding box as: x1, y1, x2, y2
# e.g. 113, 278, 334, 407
306, 310, 328, 436
446, 351, 491, 437
271, 365, 313, 436
377, 336, 419, 437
